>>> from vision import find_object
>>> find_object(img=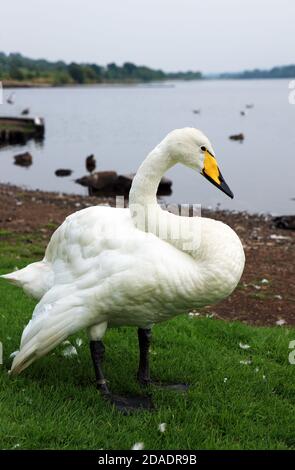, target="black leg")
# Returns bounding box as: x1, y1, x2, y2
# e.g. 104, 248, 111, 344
137, 328, 152, 386
137, 328, 189, 392
89, 340, 153, 414
90, 340, 109, 395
